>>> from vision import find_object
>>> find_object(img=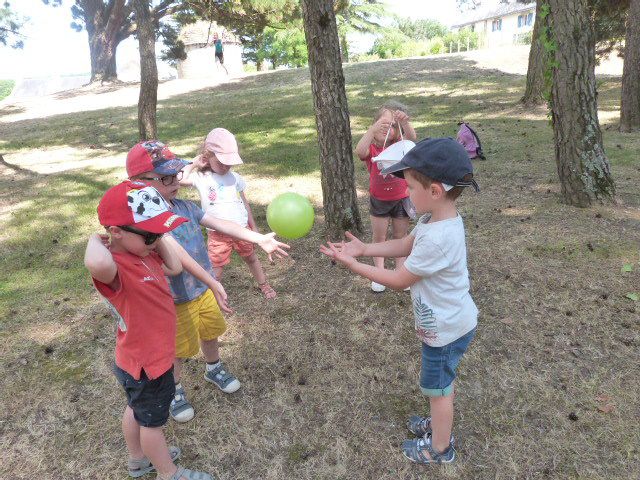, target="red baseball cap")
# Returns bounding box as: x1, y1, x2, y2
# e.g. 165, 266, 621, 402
126, 140, 191, 178
204, 128, 243, 166
98, 181, 189, 233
